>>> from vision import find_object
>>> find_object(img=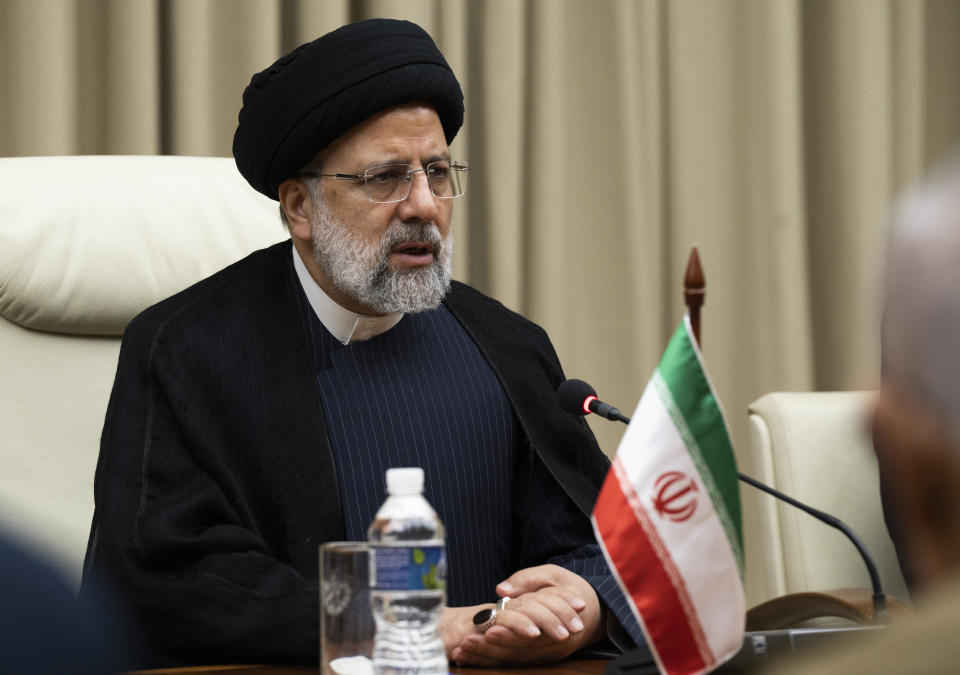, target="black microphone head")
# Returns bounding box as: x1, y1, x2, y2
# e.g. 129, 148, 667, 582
557, 379, 598, 416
